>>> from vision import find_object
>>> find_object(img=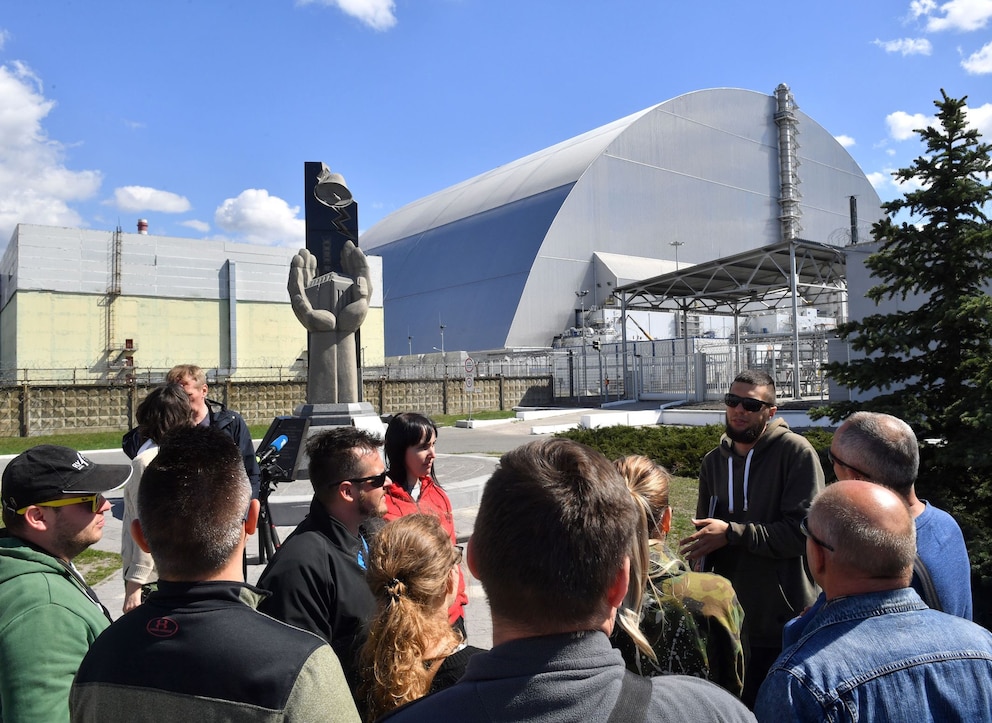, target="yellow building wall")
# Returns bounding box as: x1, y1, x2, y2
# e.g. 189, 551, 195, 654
8, 290, 384, 378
